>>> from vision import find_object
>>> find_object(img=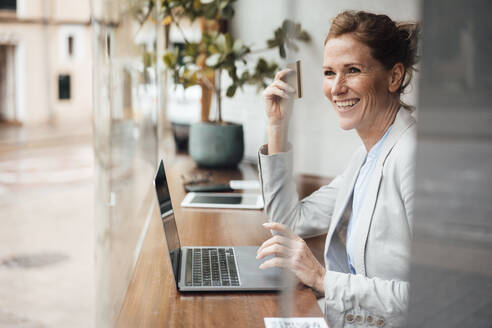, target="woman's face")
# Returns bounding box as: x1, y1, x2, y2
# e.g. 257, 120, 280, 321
322, 33, 395, 133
